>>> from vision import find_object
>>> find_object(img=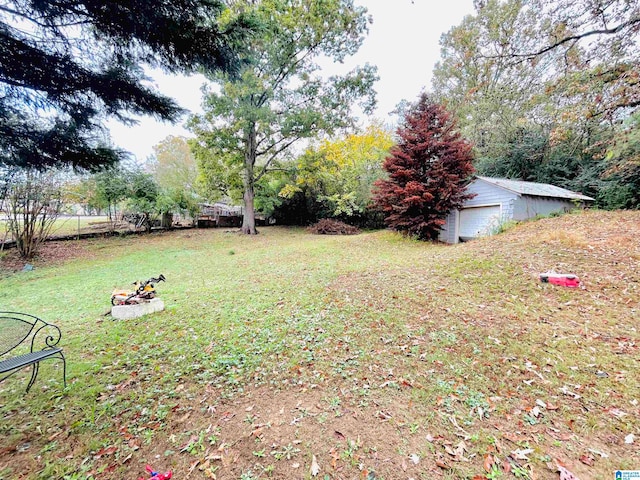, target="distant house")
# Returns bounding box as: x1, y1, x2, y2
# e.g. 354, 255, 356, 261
438, 176, 594, 244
